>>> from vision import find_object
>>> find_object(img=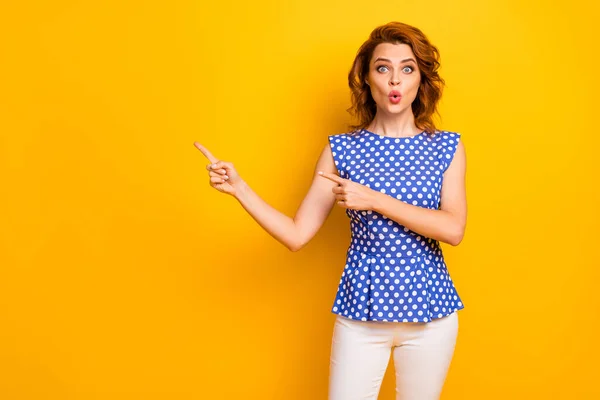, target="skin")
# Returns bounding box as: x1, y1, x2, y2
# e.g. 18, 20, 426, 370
363, 42, 423, 138
194, 42, 467, 250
